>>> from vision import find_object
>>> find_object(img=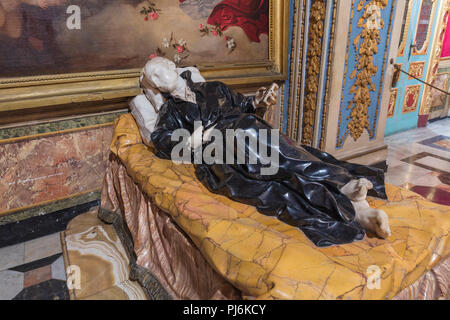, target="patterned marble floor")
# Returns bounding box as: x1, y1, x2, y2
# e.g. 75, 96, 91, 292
384, 117, 450, 206
0, 232, 68, 300
62, 210, 148, 300
0, 207, 147, 300
0, 201, 99, 300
